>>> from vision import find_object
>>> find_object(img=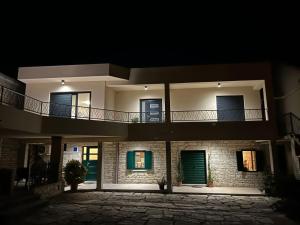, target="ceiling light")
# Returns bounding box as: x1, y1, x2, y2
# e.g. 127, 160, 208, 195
144, 85, 148, 90
217, 82, 221, 88
61, 80, 65, 85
